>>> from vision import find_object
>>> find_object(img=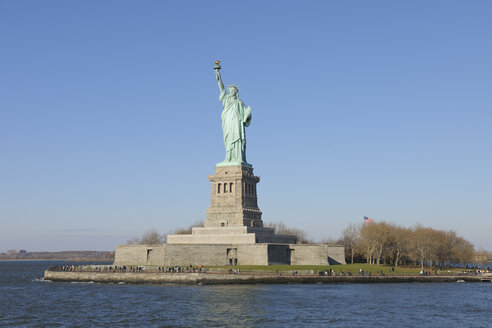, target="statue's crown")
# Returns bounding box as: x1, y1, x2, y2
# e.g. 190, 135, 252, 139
228, 84, 239, 91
